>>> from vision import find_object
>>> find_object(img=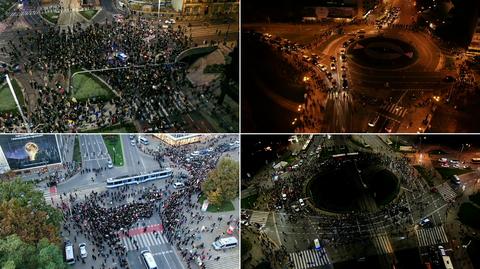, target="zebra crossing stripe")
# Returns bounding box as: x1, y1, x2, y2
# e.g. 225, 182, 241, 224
440, 226, 448, 243
289, 249, 331, 269
417, 226, 448, 247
